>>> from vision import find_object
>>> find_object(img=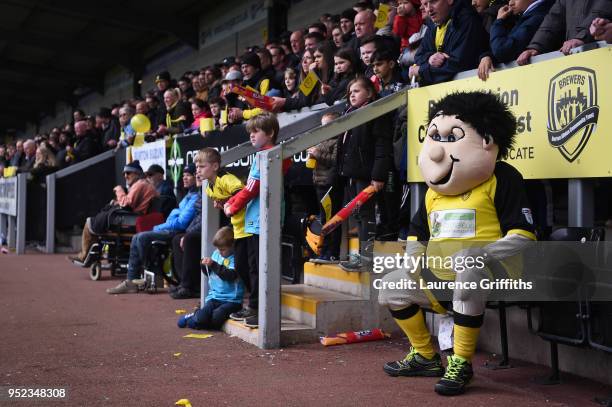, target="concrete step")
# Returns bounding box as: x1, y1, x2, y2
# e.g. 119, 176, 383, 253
222, 318, 316, 347
281, 284, 373, 336
303, 262, 371, 298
